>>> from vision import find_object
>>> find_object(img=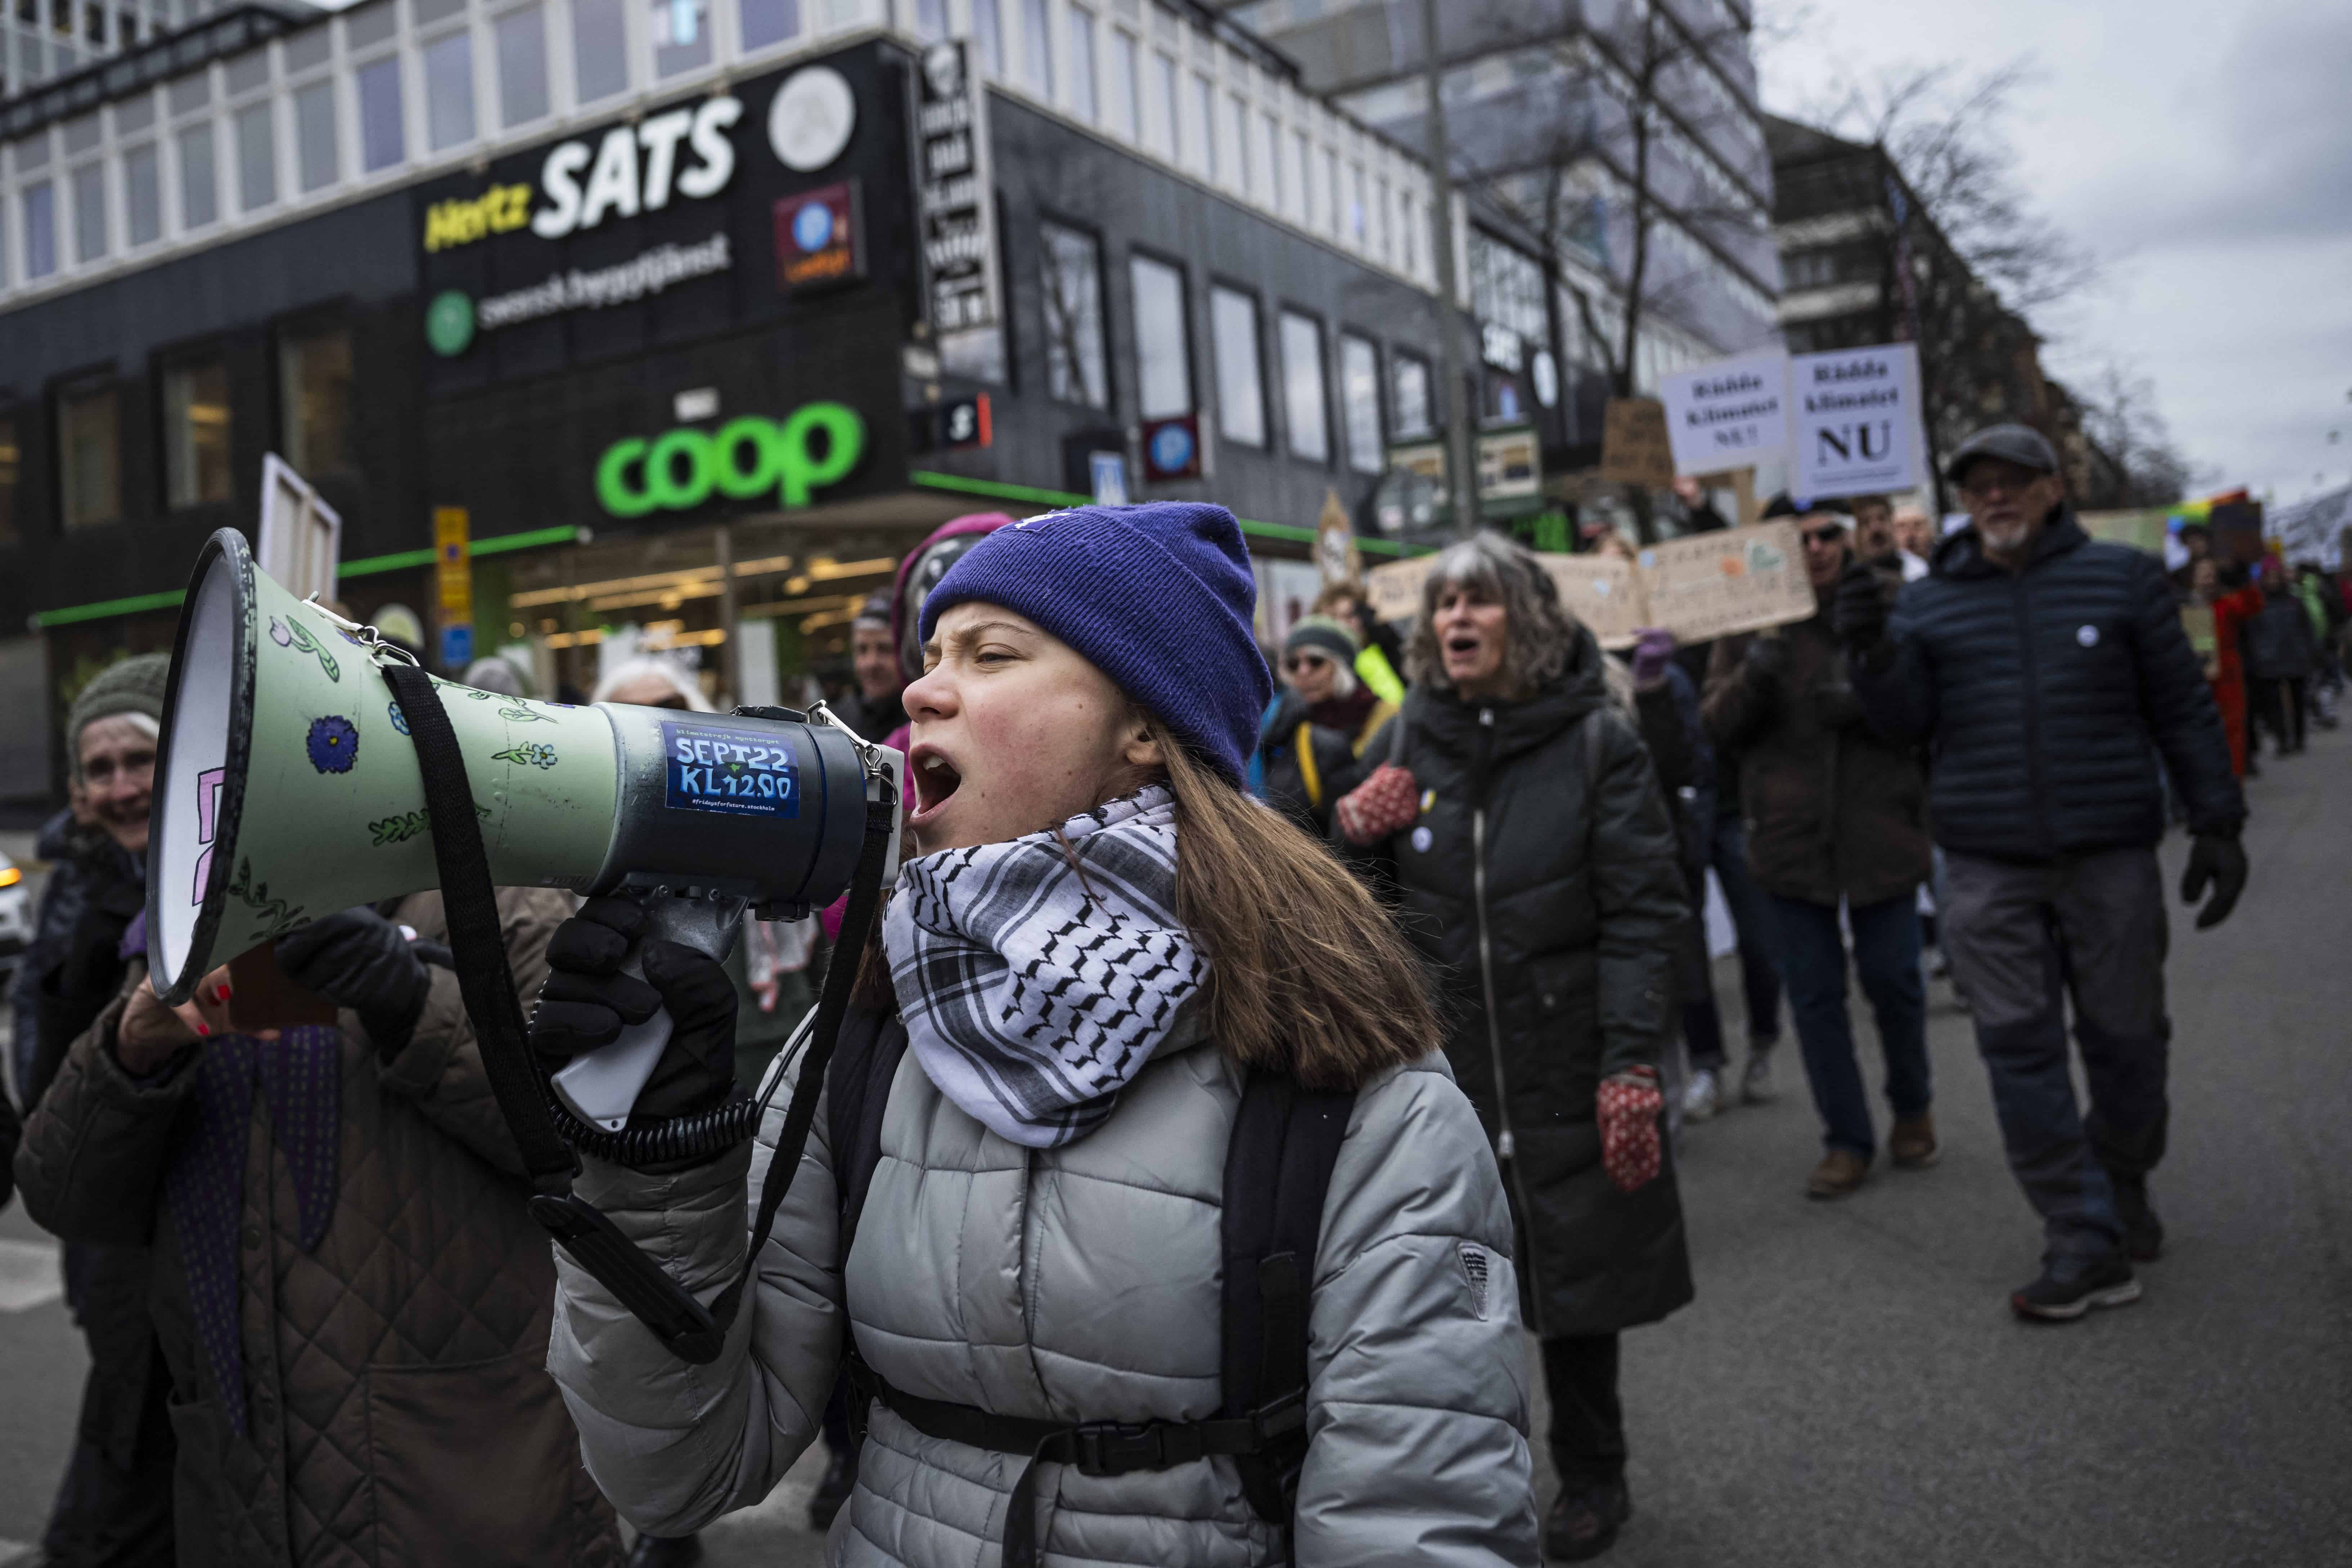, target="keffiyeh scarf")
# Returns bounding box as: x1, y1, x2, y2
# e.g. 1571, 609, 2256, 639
884, 786, 1205, 1148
